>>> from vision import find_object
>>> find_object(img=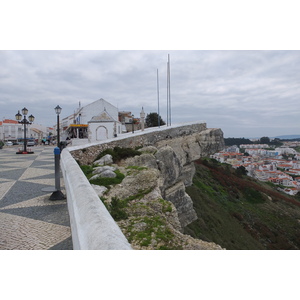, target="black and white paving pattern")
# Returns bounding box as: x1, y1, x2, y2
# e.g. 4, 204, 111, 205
0, 146, 72, 250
